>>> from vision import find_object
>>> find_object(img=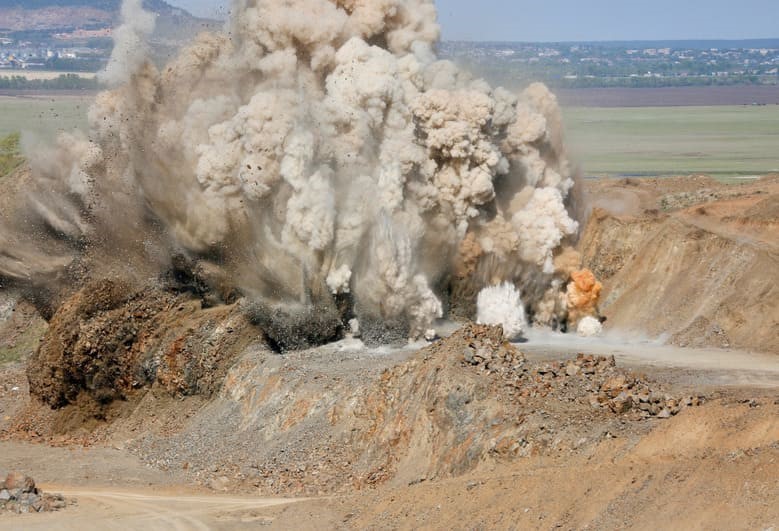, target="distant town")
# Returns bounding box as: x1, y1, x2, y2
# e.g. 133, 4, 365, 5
440, 40, 779, 89
0, 40, 109, 72
2, 31, 779, 90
